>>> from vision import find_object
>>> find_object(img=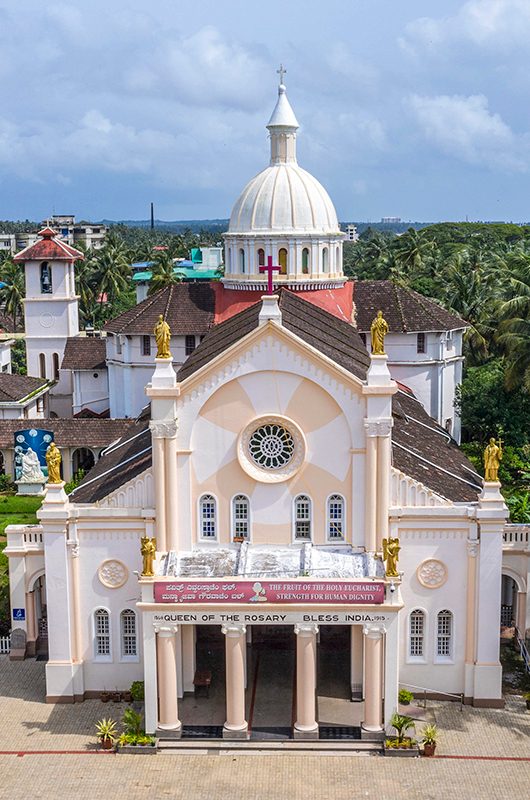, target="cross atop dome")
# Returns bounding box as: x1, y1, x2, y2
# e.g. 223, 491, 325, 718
277, 63, 287, 86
